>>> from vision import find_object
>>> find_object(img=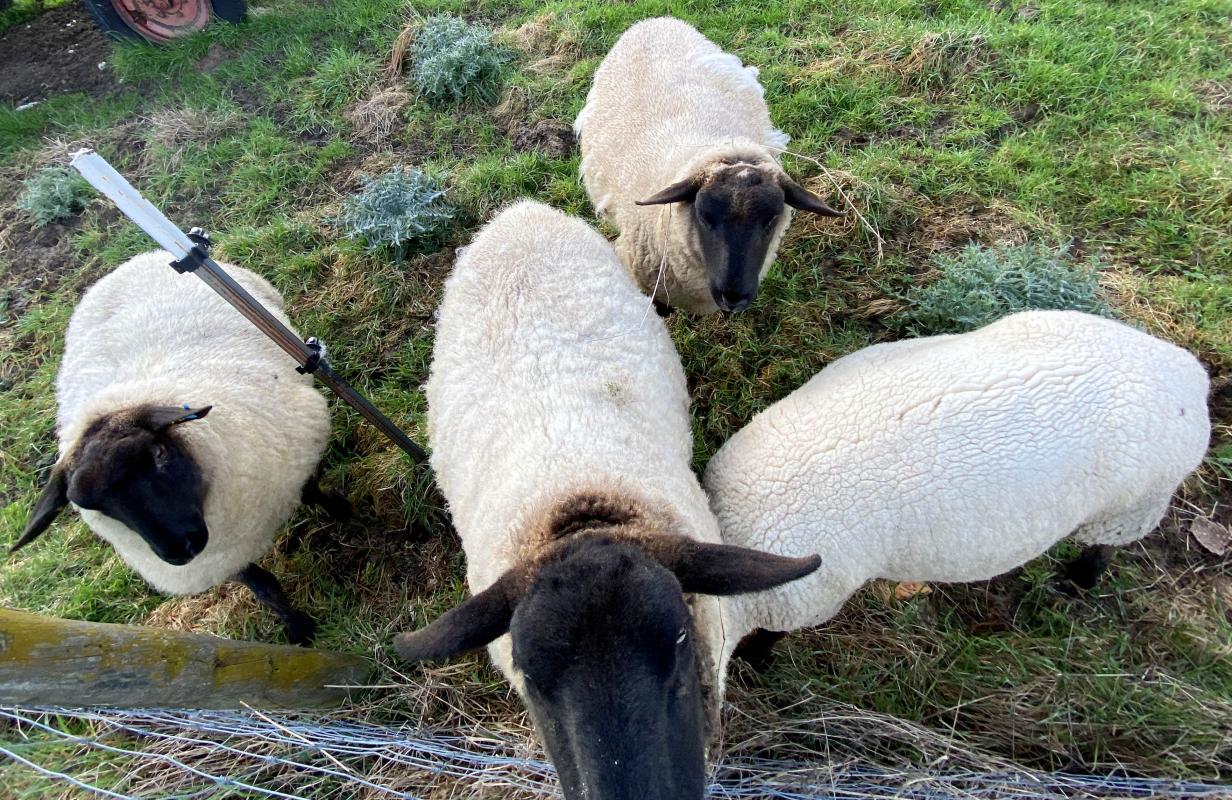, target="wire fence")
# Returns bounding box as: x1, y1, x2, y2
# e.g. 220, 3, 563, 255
1, 706, 1228, 799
